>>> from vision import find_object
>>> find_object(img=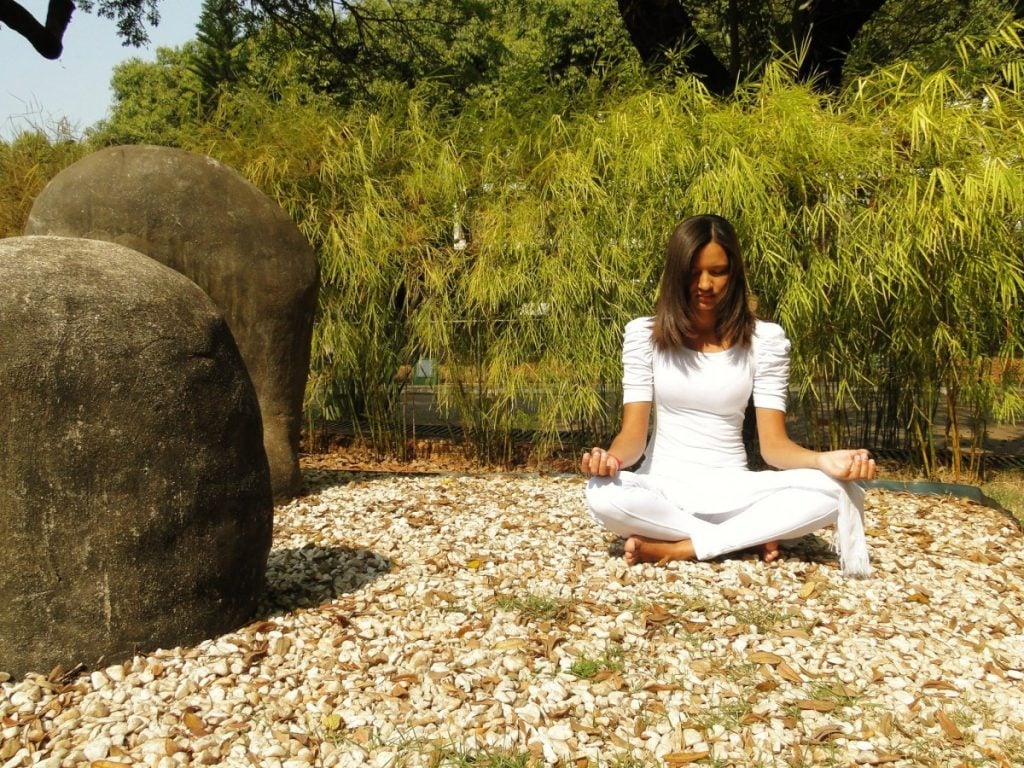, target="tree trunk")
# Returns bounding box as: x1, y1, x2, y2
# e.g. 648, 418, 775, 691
794, 0, 888, 89
616, 0, 733, 95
